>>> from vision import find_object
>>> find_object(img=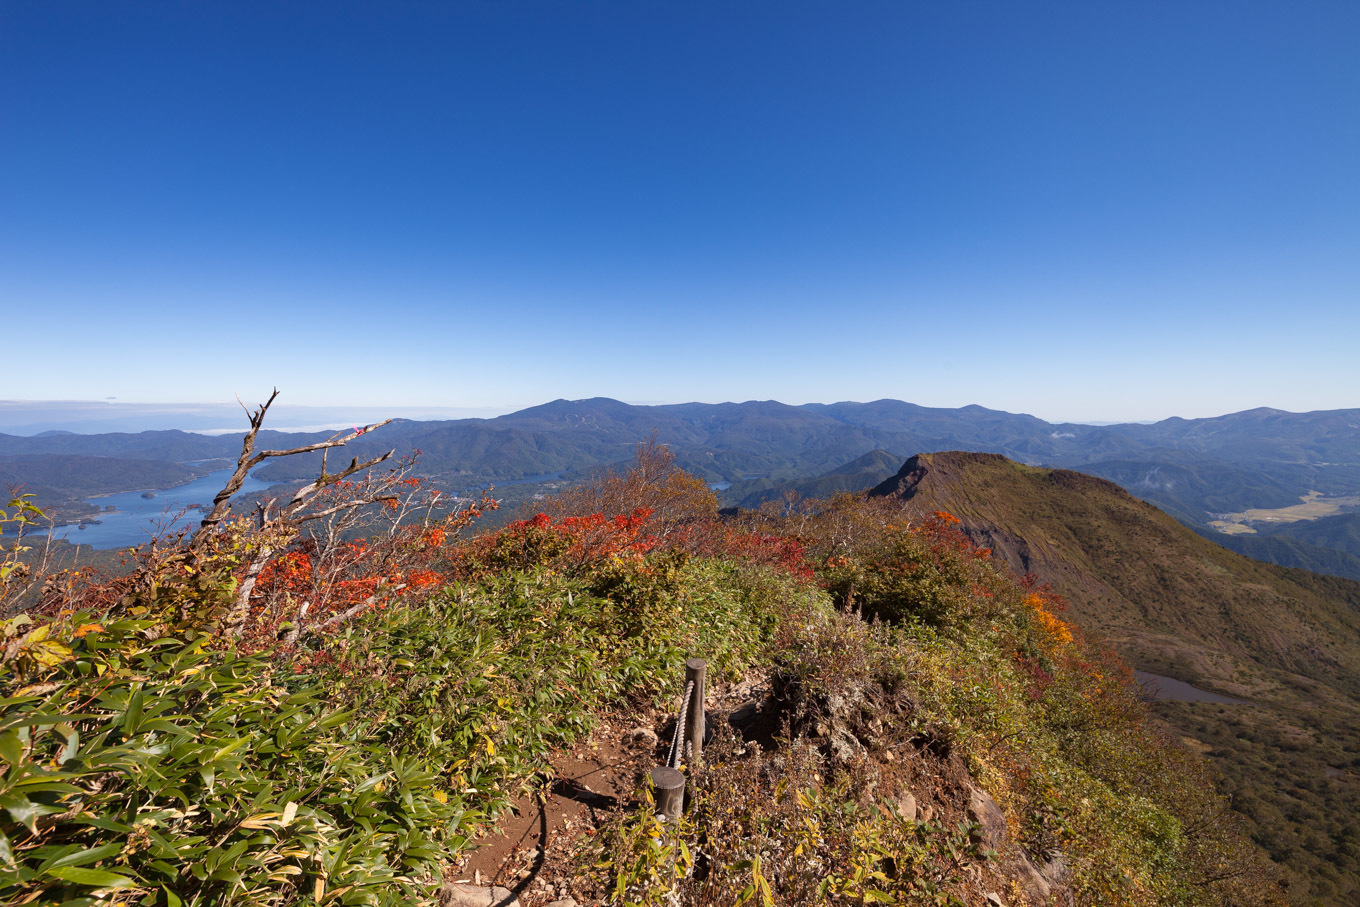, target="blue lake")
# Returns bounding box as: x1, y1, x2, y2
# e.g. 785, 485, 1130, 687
57, 468, 274, 550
